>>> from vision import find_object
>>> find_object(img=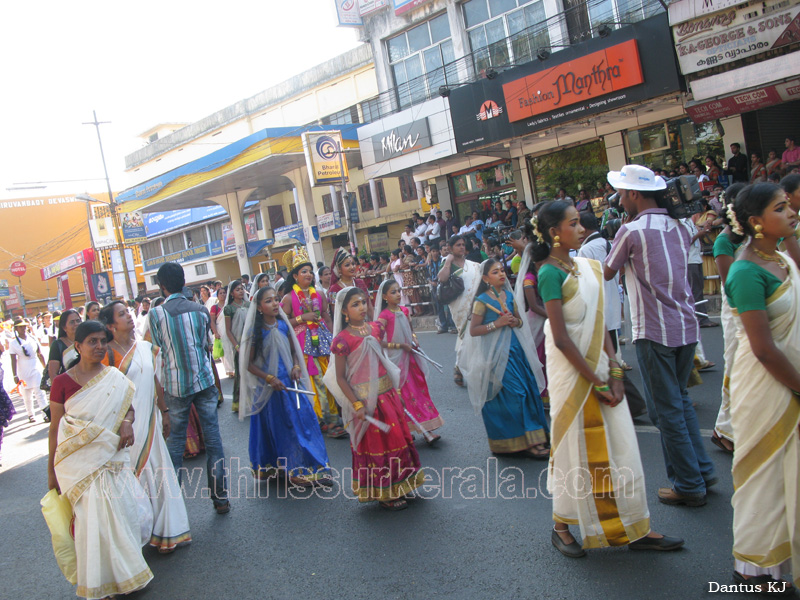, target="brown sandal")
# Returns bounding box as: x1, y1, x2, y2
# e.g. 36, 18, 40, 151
379, 498, 408, 511
711, 431, 734, 454
519, 445, 550, 460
